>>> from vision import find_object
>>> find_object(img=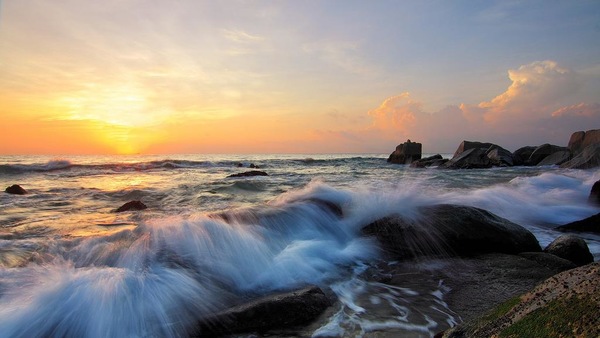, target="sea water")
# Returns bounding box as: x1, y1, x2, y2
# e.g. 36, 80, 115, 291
1, 154, 599, 337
